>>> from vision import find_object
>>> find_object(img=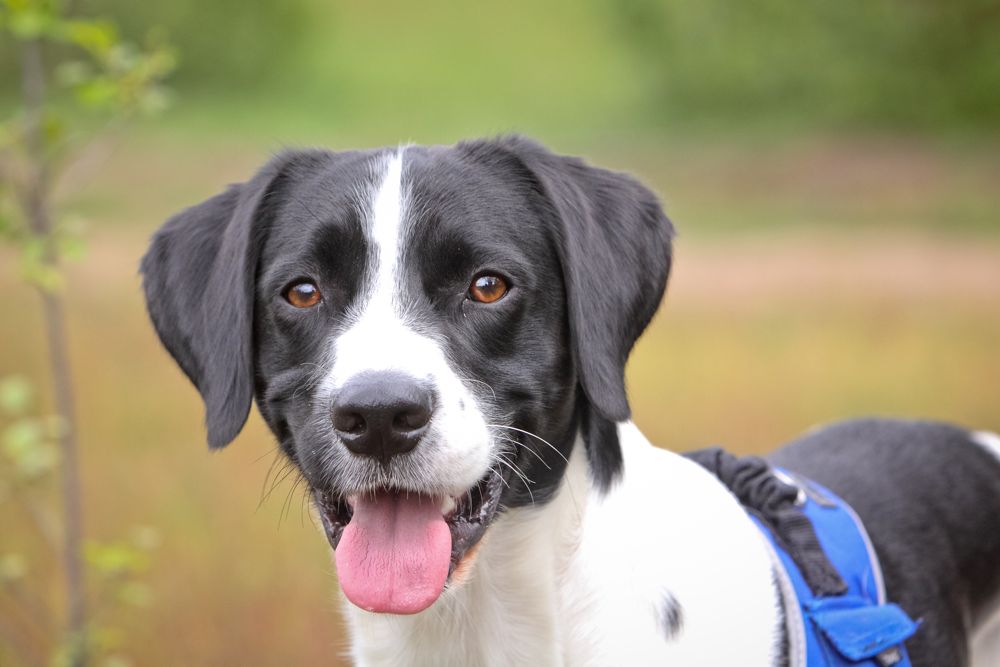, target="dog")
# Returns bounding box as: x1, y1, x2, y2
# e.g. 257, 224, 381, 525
141, 137, 1000, 666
